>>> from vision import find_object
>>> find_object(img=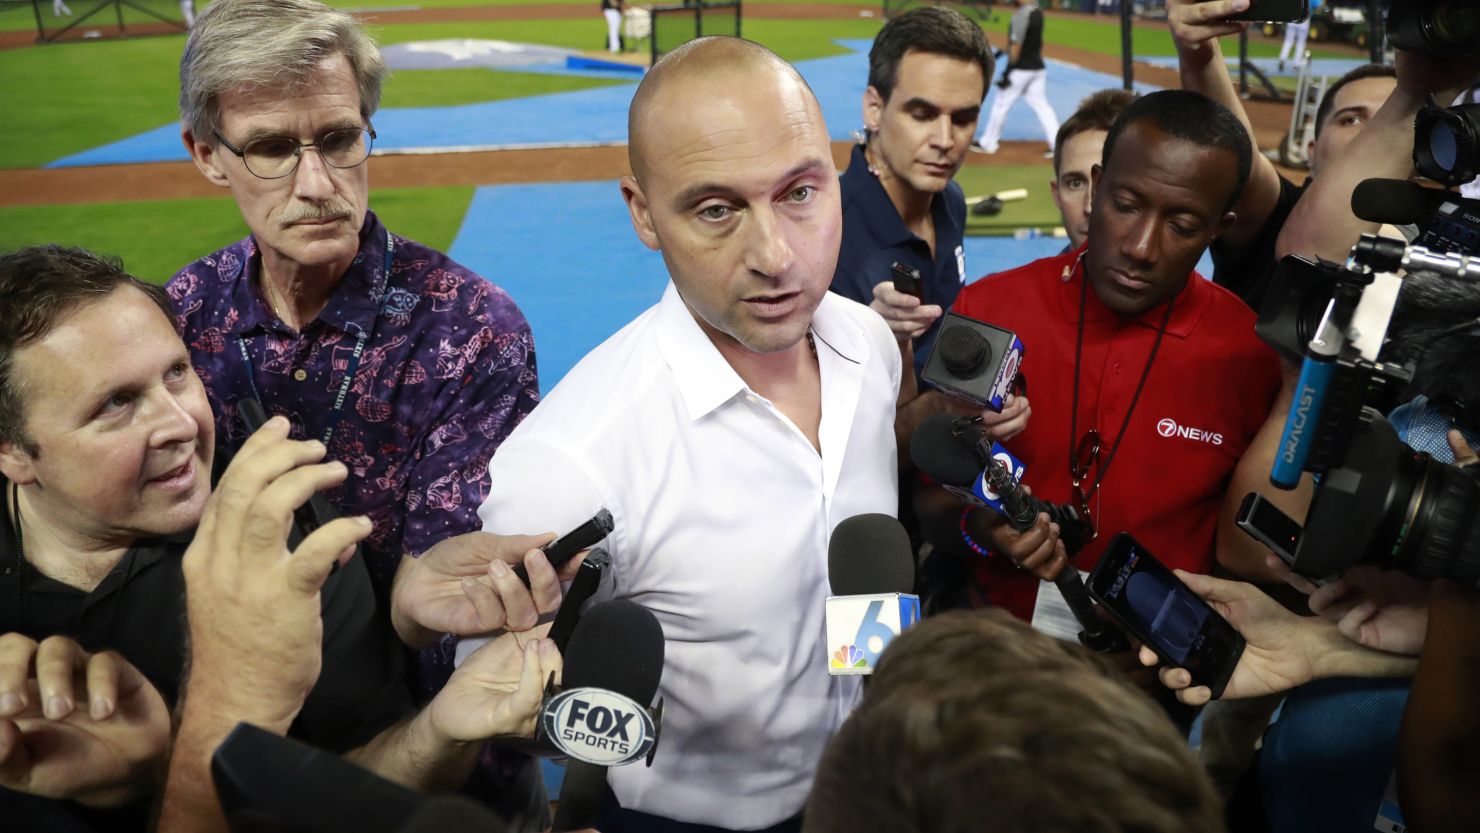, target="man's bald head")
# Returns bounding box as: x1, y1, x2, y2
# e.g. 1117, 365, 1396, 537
627, 36, 821, 182
616, 35, 841, 363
